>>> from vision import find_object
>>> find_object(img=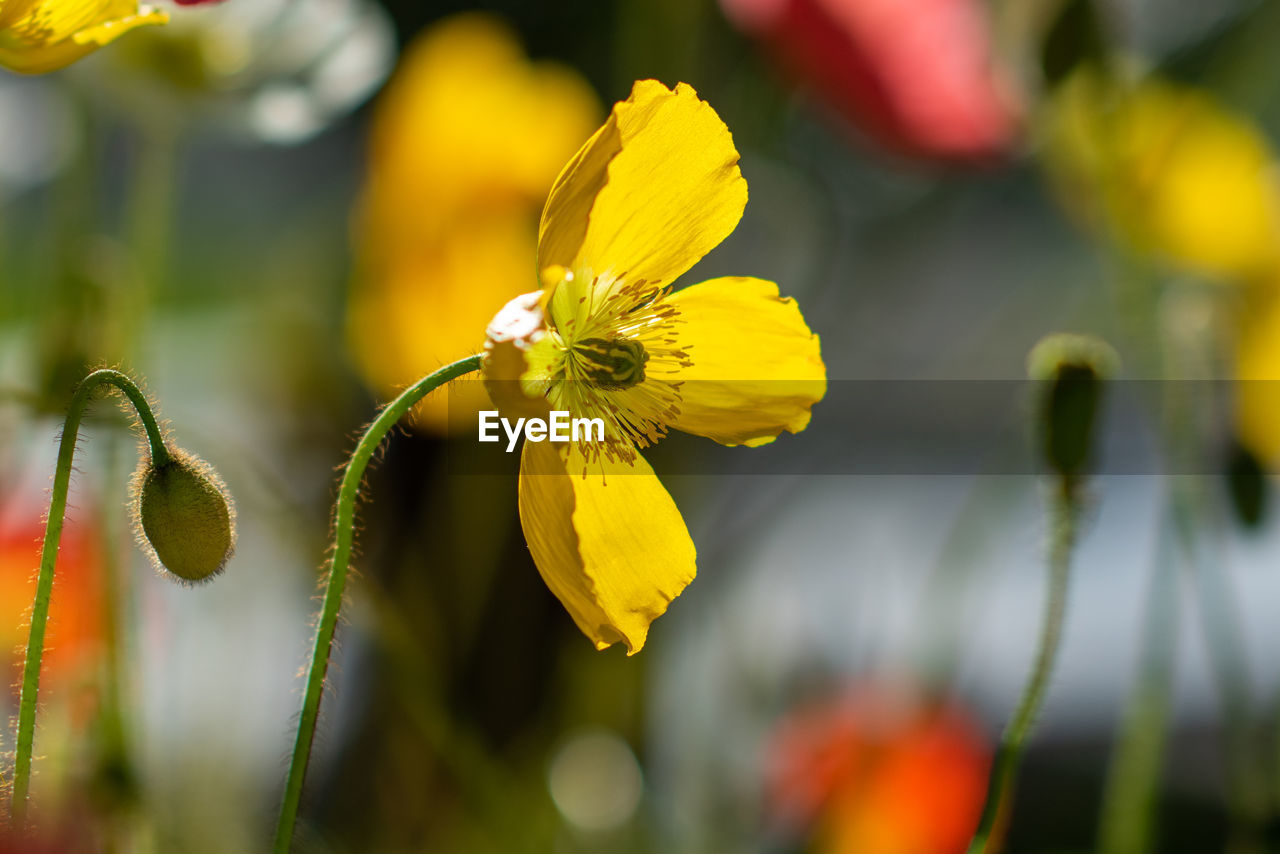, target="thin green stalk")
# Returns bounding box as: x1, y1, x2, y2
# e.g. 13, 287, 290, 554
1154, 297, 1264, 848
119, 120, 179, 357
910, 475, 1028, 683
9, 369, 169, 828
1170, 477, 1267, 852
1096, 504, 1180, 854
273, 354, 483, 853
1273, 681, 1280, 817
965, 477, 1081, 854
96, 435, 142, 854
